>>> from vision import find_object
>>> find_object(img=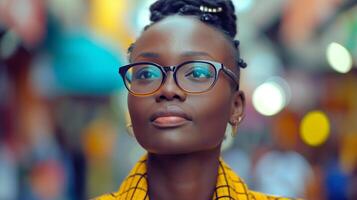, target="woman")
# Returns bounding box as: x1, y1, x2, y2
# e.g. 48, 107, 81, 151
96, 0, 297, 199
